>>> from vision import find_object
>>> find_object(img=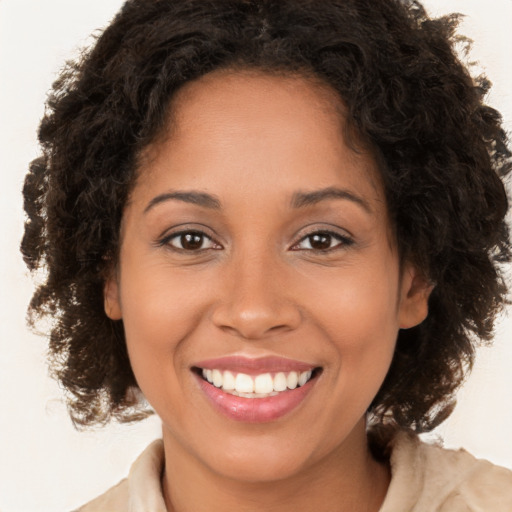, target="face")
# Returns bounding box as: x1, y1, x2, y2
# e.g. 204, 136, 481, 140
105, 70, 429, 482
